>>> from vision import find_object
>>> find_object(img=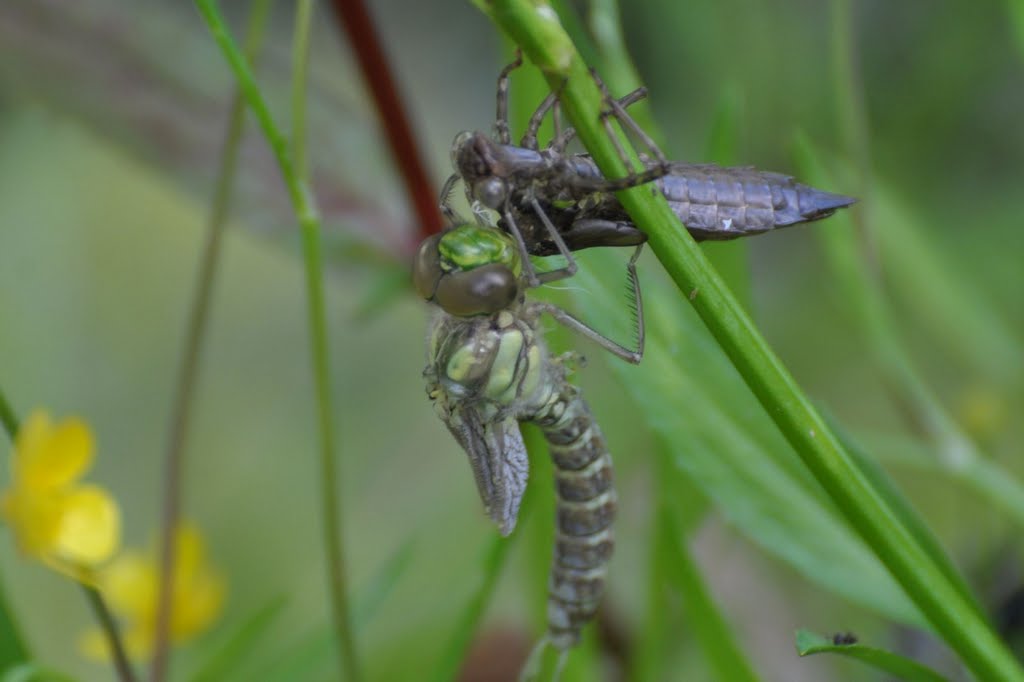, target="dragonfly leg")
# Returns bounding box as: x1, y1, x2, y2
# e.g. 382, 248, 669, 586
521, 78, 569, 150
548, 86, 648, 153
529, 196, 579, 284
592, 69, 667, 165
501, 207, 542, 288
438, 172, 463, 227
552, 99, 564, 148
518, 636, 551, 681
495, 49, 524, 145
533, 245, 645, 365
